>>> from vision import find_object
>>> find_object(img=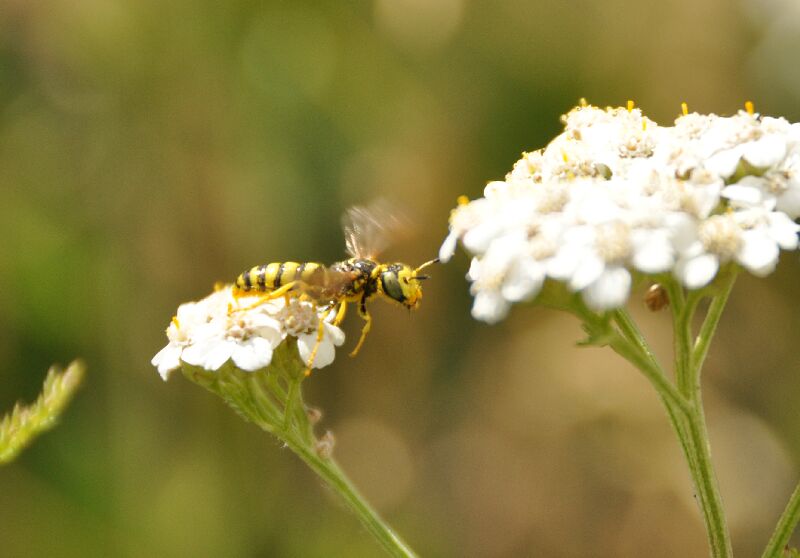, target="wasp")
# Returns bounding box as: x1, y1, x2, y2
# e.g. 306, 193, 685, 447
232, 203, 438, 368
